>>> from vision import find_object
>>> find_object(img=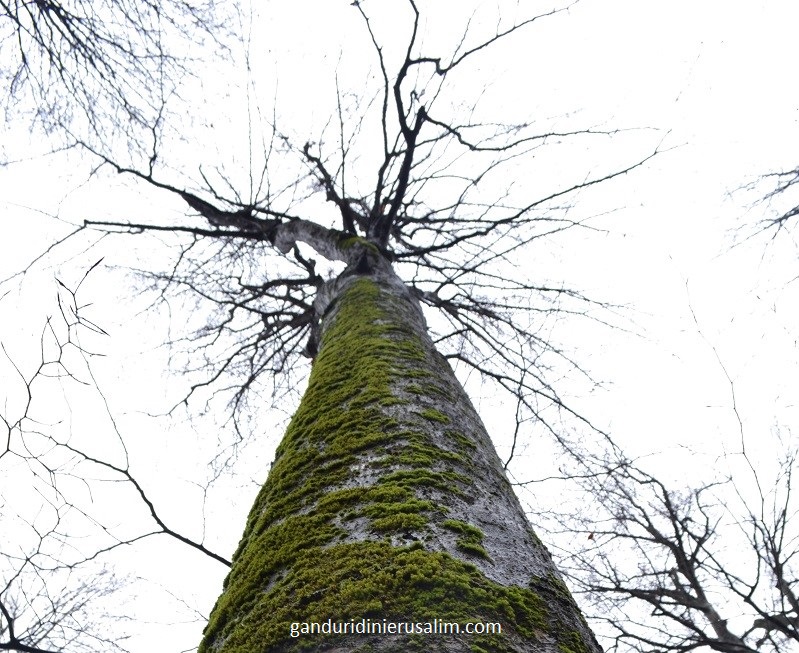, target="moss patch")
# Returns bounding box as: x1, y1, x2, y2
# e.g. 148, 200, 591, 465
206, 541, 550, 651
419, 408, 451, 424
443, 519, 490, 560
338, 234, 381, 255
